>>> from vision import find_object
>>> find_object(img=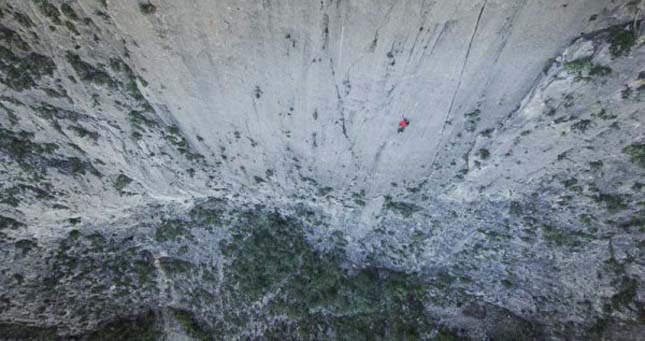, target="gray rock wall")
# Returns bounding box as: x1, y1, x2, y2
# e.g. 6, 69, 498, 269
0, 0, 643, 339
